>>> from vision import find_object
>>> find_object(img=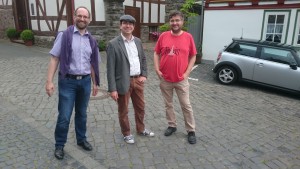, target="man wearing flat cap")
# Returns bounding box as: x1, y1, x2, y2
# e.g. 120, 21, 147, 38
106, 14, 154, 144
